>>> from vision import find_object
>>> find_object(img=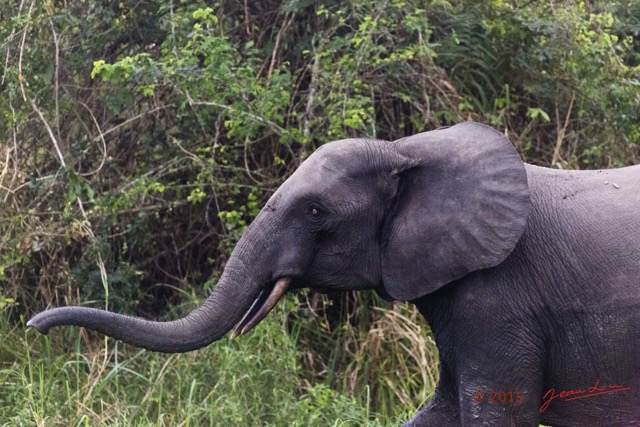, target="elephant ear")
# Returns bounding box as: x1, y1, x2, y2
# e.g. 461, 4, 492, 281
381, 122, 530, 301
